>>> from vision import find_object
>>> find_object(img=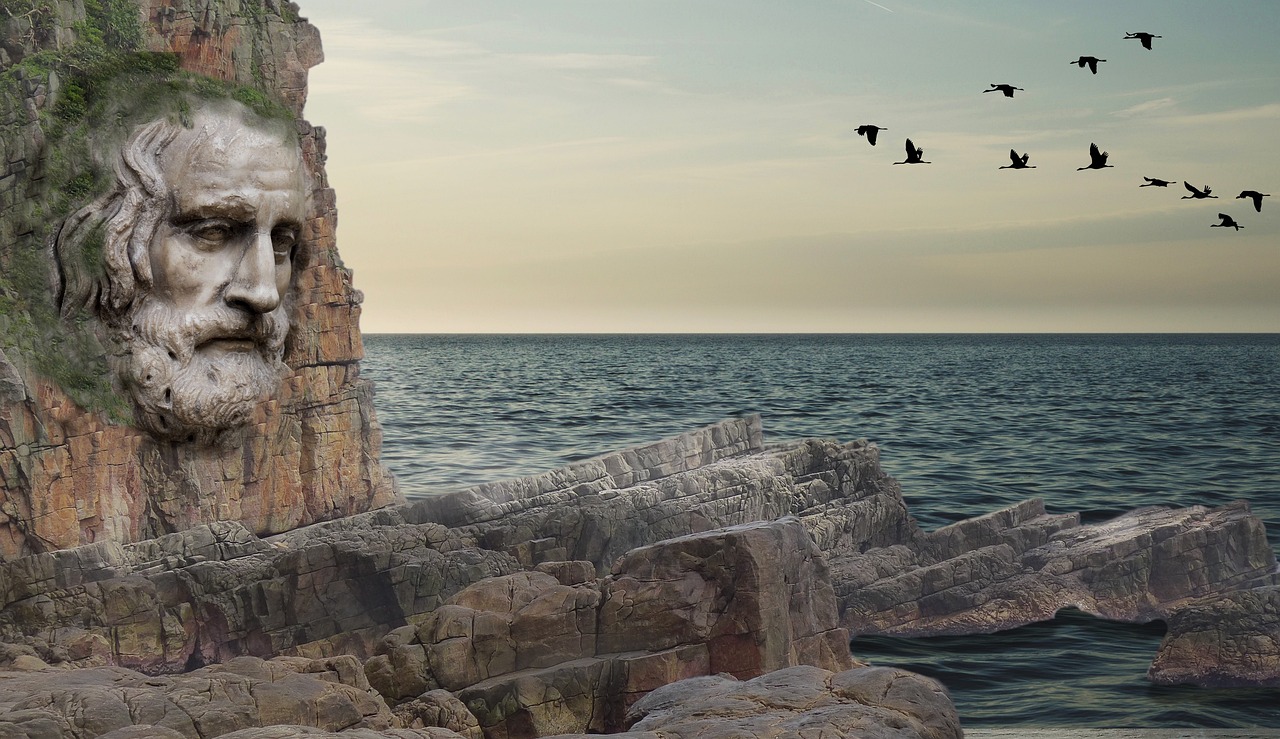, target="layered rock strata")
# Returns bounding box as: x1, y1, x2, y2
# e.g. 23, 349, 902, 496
0, 655, 397, 737
368, 517, 854, 736
834, 498, 1278, 637
0, 0, 396, 558
547, 664, 963, 739
1148, 584, 1280, 687
0, 414, 1275, 738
